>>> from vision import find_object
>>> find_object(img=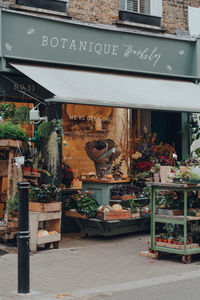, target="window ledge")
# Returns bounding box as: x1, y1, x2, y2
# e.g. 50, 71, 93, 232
119, 10, 161, 27
117, 20, 165, 33
10, 3, 71, 18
